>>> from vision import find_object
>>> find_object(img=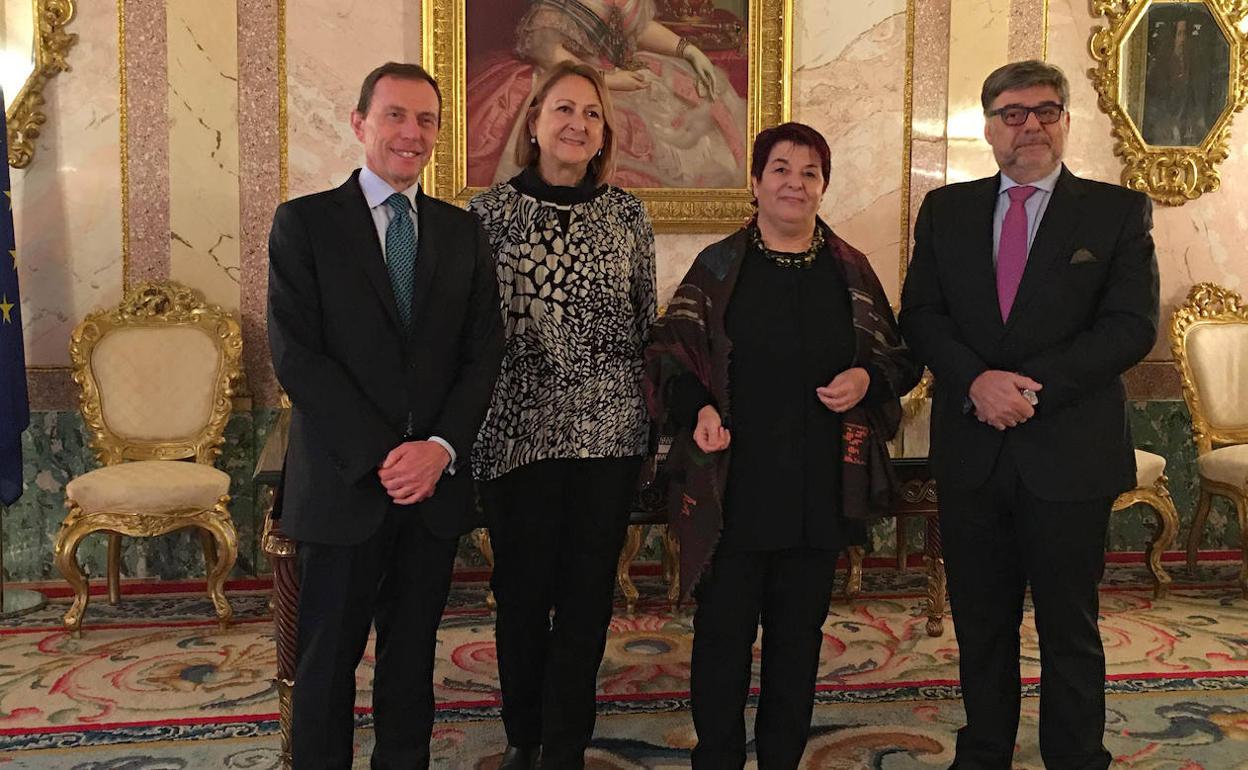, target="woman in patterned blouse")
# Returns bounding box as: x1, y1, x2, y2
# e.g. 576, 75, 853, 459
469, 60, 657, 770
